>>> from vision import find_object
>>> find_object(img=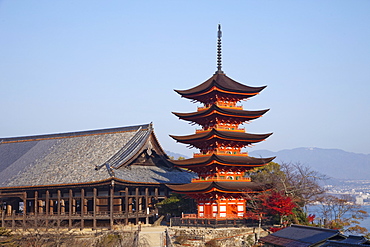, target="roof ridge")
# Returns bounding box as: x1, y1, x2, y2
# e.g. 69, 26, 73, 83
0, 124, 150, 143
291, 224, 340, 232
105, 125, 152, 169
